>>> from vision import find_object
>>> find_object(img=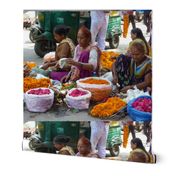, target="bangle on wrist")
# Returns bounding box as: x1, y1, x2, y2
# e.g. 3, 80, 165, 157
79, 62, 83, 69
